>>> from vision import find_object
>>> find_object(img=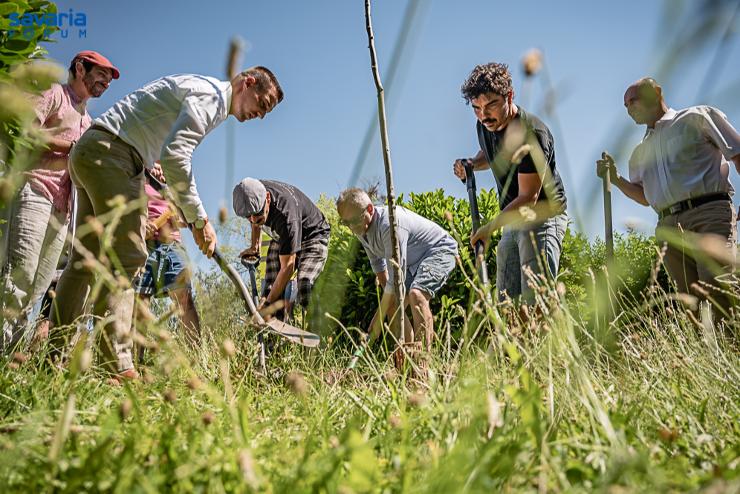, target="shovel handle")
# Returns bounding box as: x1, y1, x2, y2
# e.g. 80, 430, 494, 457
213, 249, 266, 325
458, 158, 474, 184
602, 172, 614, 262
459, 158, 490, 287
347, 345, 365, 370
